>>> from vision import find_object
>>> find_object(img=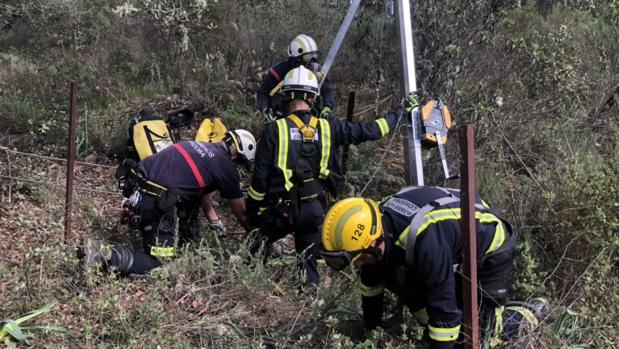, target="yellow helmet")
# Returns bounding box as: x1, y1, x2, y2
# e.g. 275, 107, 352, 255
322, 197, 383, 252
